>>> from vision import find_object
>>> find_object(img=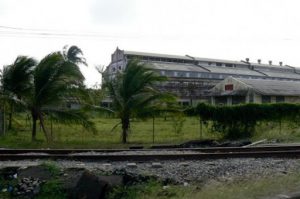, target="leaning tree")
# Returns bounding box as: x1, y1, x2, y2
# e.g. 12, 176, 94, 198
25, 46, 95, 142
0, 46, 95, 142
0, 56, 37, 130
